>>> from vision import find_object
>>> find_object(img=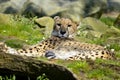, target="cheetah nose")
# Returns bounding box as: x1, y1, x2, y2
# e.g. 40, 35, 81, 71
45, 51, 56, 59
60, 31, 66, 35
